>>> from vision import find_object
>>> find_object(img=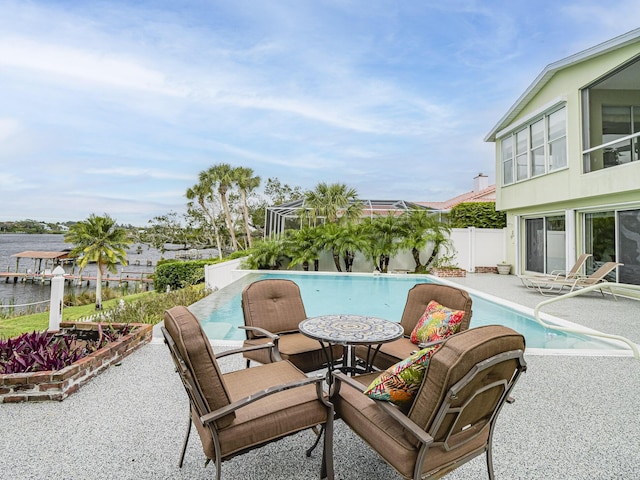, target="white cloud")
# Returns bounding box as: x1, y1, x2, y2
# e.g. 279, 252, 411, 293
0, 37, 185, 96
84, 167, 193, 181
